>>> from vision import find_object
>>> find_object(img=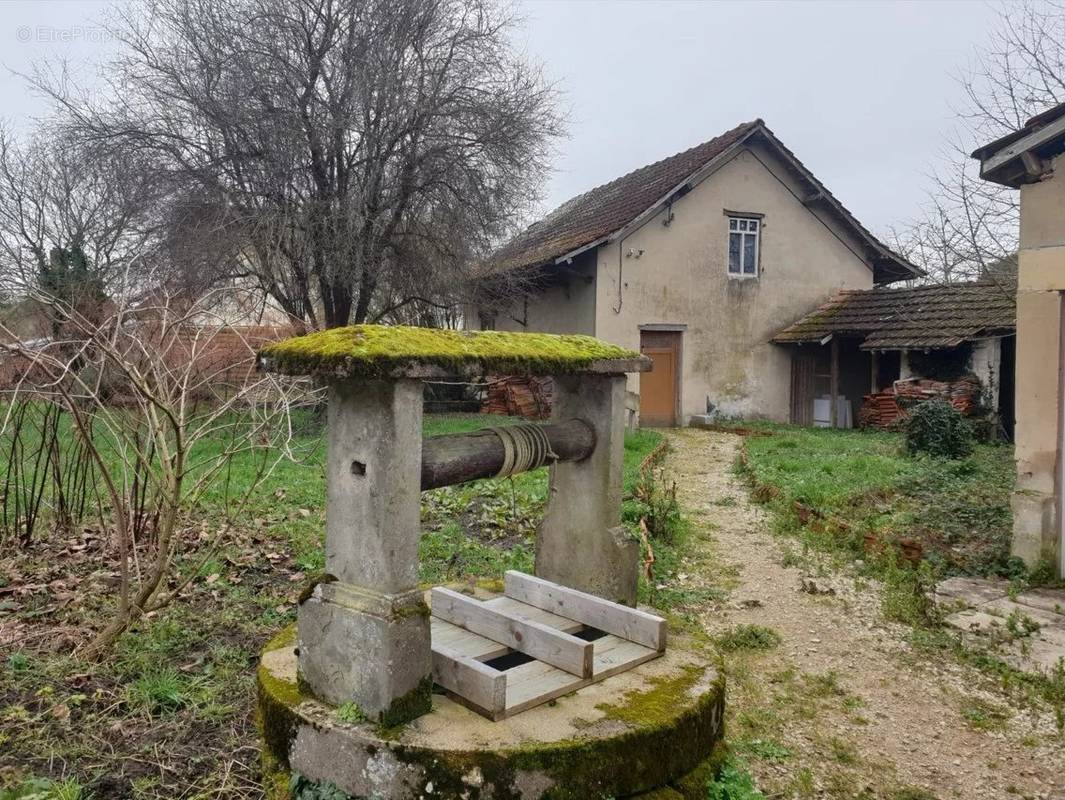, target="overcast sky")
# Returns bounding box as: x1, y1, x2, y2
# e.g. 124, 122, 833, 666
0, 0, 1004, 237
